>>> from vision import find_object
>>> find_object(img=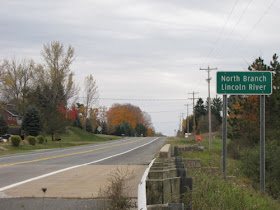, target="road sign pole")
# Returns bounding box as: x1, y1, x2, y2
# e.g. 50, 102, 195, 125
222, 95, 227, 180
260, 95, 265, 193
